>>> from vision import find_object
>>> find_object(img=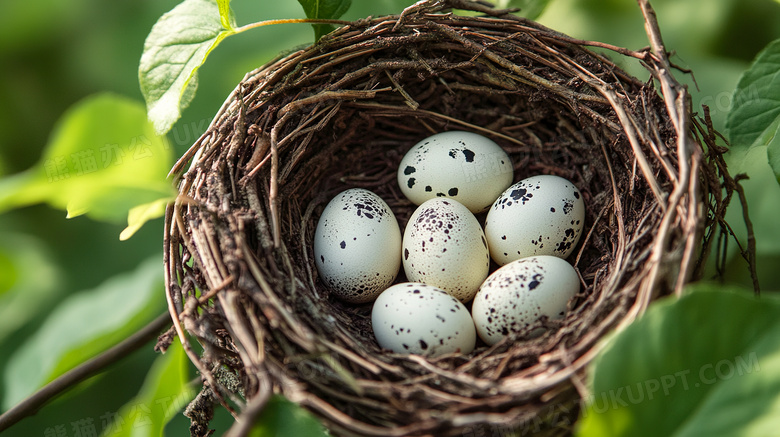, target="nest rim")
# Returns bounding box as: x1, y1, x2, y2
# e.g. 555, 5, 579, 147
163, 2, 730, 436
